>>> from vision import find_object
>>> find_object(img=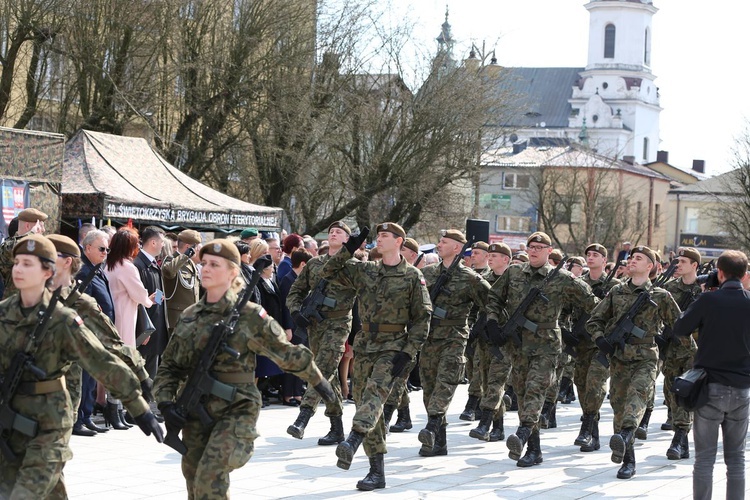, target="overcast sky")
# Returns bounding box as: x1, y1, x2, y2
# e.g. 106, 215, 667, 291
381, 0, 748, 176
